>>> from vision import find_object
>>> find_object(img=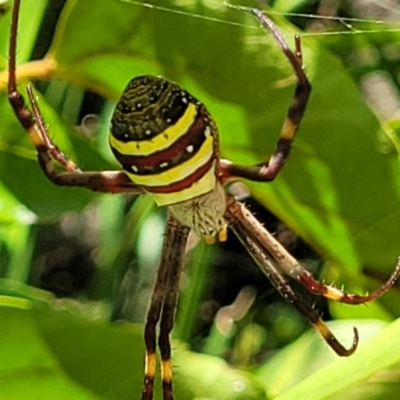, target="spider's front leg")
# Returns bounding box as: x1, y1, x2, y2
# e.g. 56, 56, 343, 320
226, 196, 400, 356
225, 197, 358, 356
243, 235, 359, 356
7, 0, 142, 195
221, 7, 311, 183
227, 196, 400, 305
